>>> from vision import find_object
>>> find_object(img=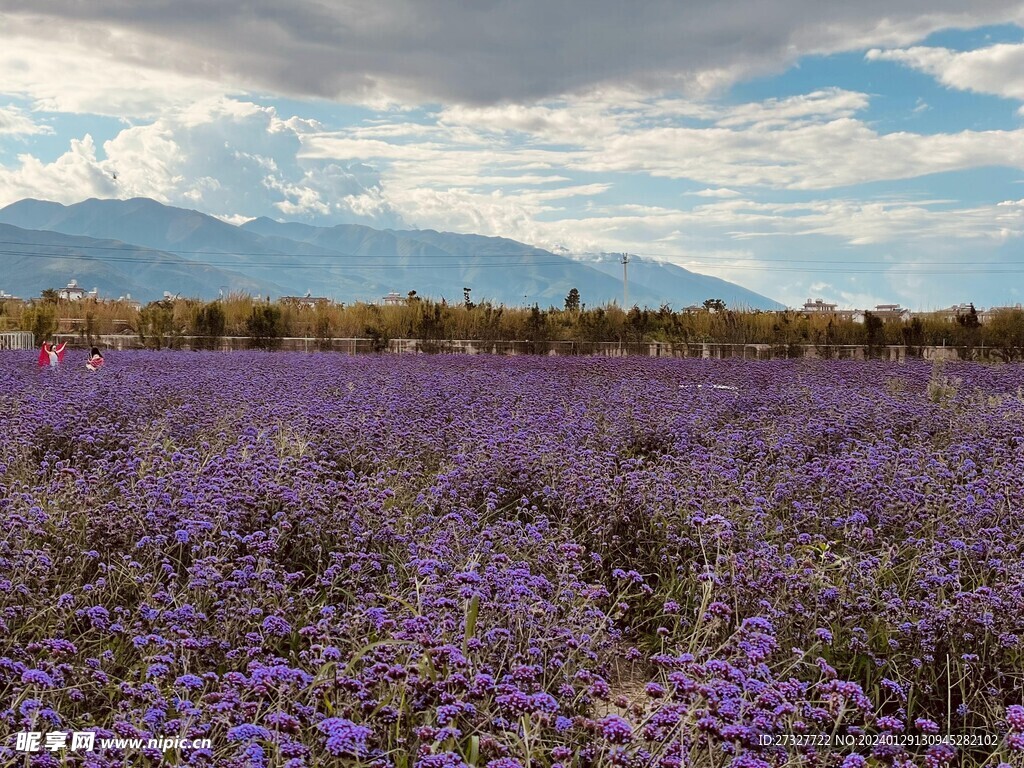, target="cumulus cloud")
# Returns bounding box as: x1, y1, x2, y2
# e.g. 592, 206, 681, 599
867, 42, 1024, 101
0, 135, 117, 203
1, 2, 1023, 104
0, 98, 405, 226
